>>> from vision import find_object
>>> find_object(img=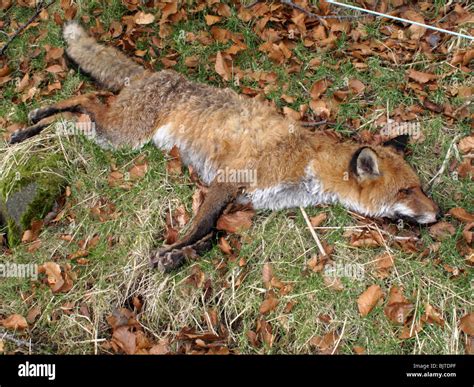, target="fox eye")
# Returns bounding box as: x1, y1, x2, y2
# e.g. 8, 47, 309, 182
399, 188, 412, 195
